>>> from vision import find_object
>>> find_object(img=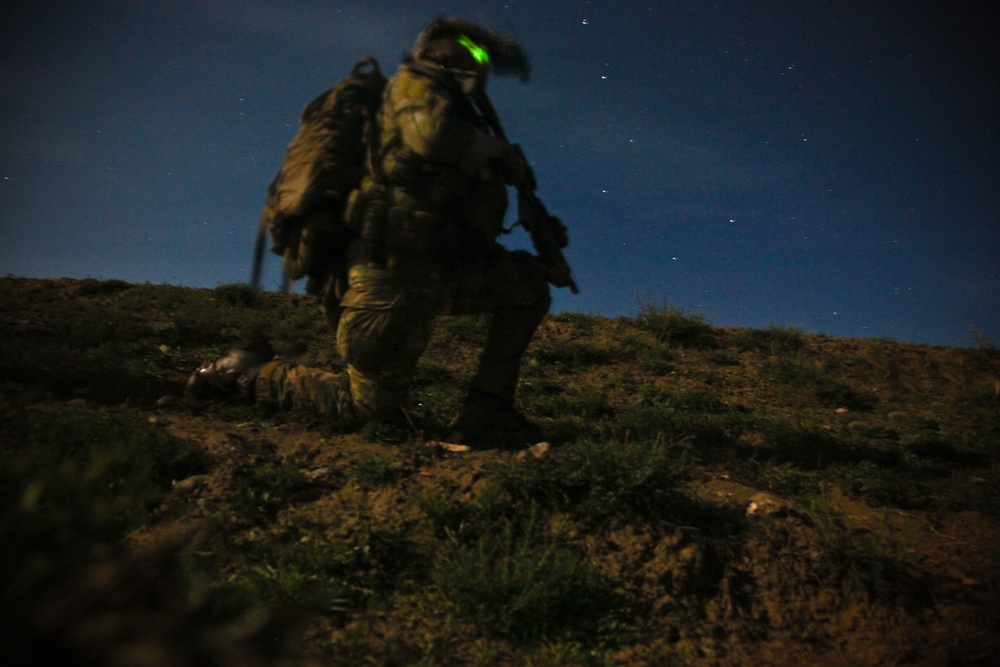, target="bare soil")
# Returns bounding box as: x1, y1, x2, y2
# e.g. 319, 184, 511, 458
2, 277, 998, 666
